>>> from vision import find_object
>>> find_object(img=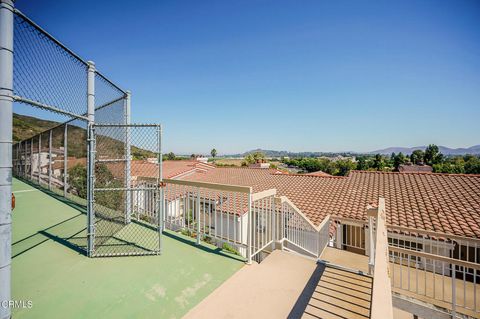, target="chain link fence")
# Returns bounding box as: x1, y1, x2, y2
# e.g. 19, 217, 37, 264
10, 8, 162, 258
91, 124, 162, 257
